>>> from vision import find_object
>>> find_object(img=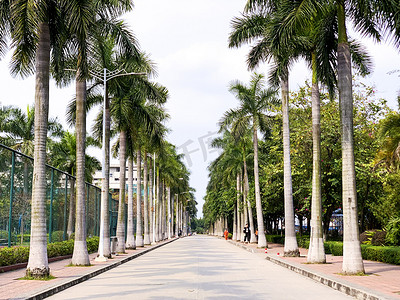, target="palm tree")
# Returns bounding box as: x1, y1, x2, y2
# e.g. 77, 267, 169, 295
333, 0, 399, 274
7, 0, 67, 277
220, 73, 278, 248
103, 73, 168, 251
229, 3, 301, 255
62, 0, 137, 266
64, 2, 141, 260
275, 0, 399, 273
